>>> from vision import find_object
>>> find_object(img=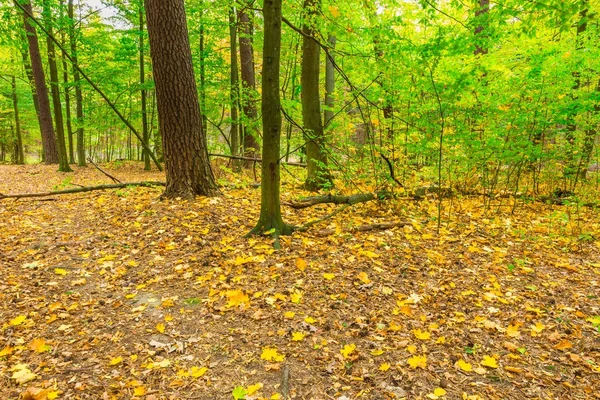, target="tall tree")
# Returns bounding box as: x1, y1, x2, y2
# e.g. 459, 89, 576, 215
238, 3, 260, 159
229, 7, 241, 159
59, 0, 74, 164
248, 0, 292, 244
324, 34, 335, 128
301, 0, 330, 190
18, 0, 59, 164
145, 0, 216, 199
42, 0, 72, 172
139, 0, 150, 170
68, 0, 85, 166
11, 74, 25, 164
474, 0, 490, 55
